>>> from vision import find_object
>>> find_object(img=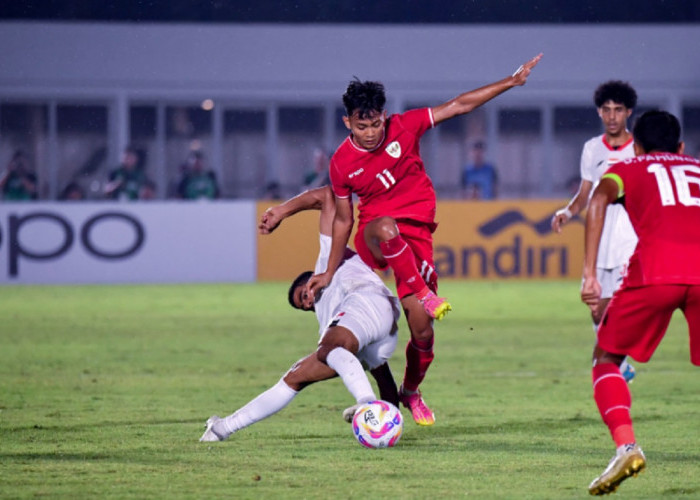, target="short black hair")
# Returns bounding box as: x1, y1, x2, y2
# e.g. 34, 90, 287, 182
632, 110, 681, 154
288, 270, 313, 309
342, 78, 386, 119
594, 80, 637, 109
